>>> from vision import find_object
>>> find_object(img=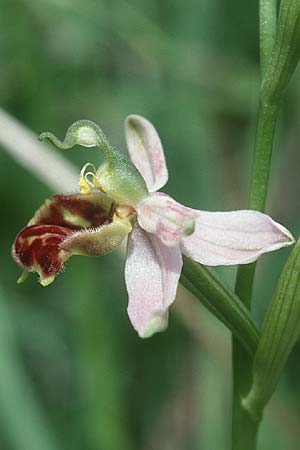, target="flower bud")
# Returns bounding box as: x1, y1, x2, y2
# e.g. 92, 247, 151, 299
243, 240, 300, 420
261, 0, 300, 104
